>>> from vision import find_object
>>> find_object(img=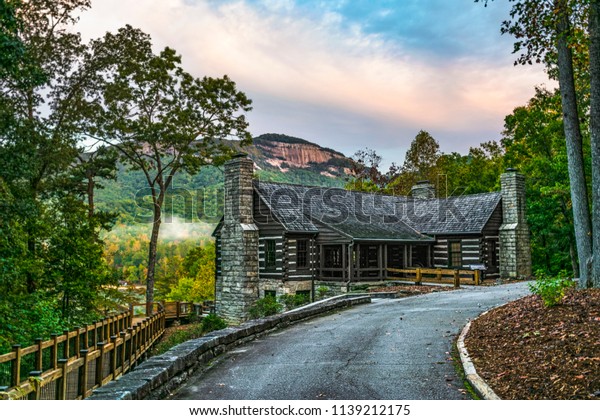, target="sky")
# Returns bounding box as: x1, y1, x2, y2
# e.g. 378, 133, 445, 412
78, 0, 552, 166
